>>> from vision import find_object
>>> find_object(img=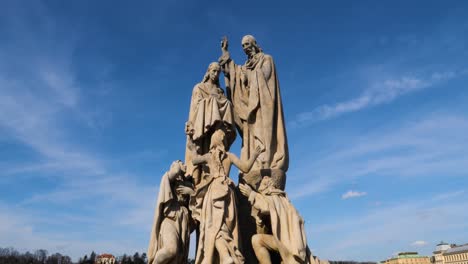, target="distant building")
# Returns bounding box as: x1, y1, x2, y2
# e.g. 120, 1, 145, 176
433, 242, 452, 264
432, 242, 468, 264
382, 252, 431, 264
96, 253, 115, 264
